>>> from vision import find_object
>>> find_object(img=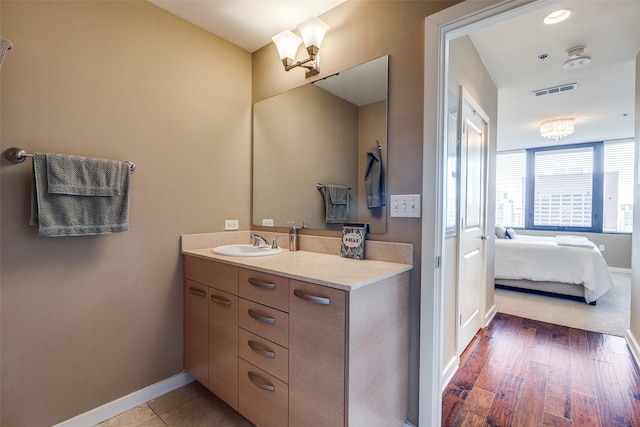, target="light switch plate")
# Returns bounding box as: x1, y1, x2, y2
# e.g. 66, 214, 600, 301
225, 219, 239, 230
390, 194, 421, 218
262, 219, 274, 226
